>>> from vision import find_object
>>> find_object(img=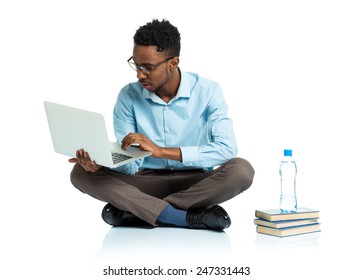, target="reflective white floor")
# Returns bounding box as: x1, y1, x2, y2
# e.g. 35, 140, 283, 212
96, 227, 233, 259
